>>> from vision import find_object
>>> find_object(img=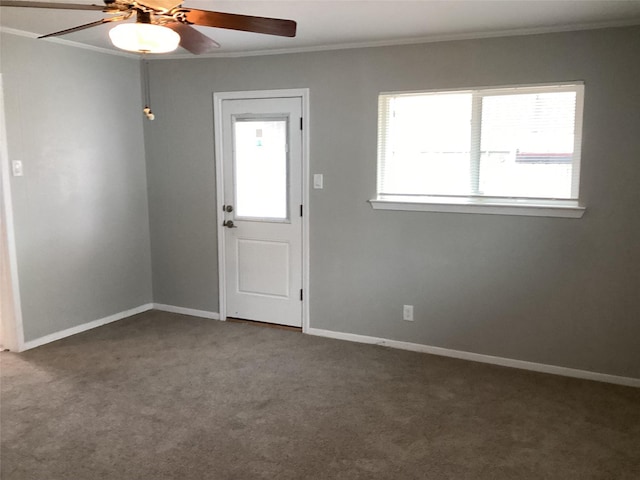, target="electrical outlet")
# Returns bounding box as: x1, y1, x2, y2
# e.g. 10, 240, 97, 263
403, 304, 414, 321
